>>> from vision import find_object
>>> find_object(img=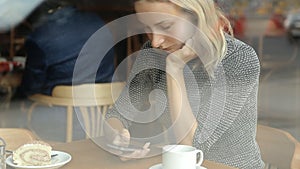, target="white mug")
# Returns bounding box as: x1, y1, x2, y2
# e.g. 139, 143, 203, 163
162, 145, 203, 169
